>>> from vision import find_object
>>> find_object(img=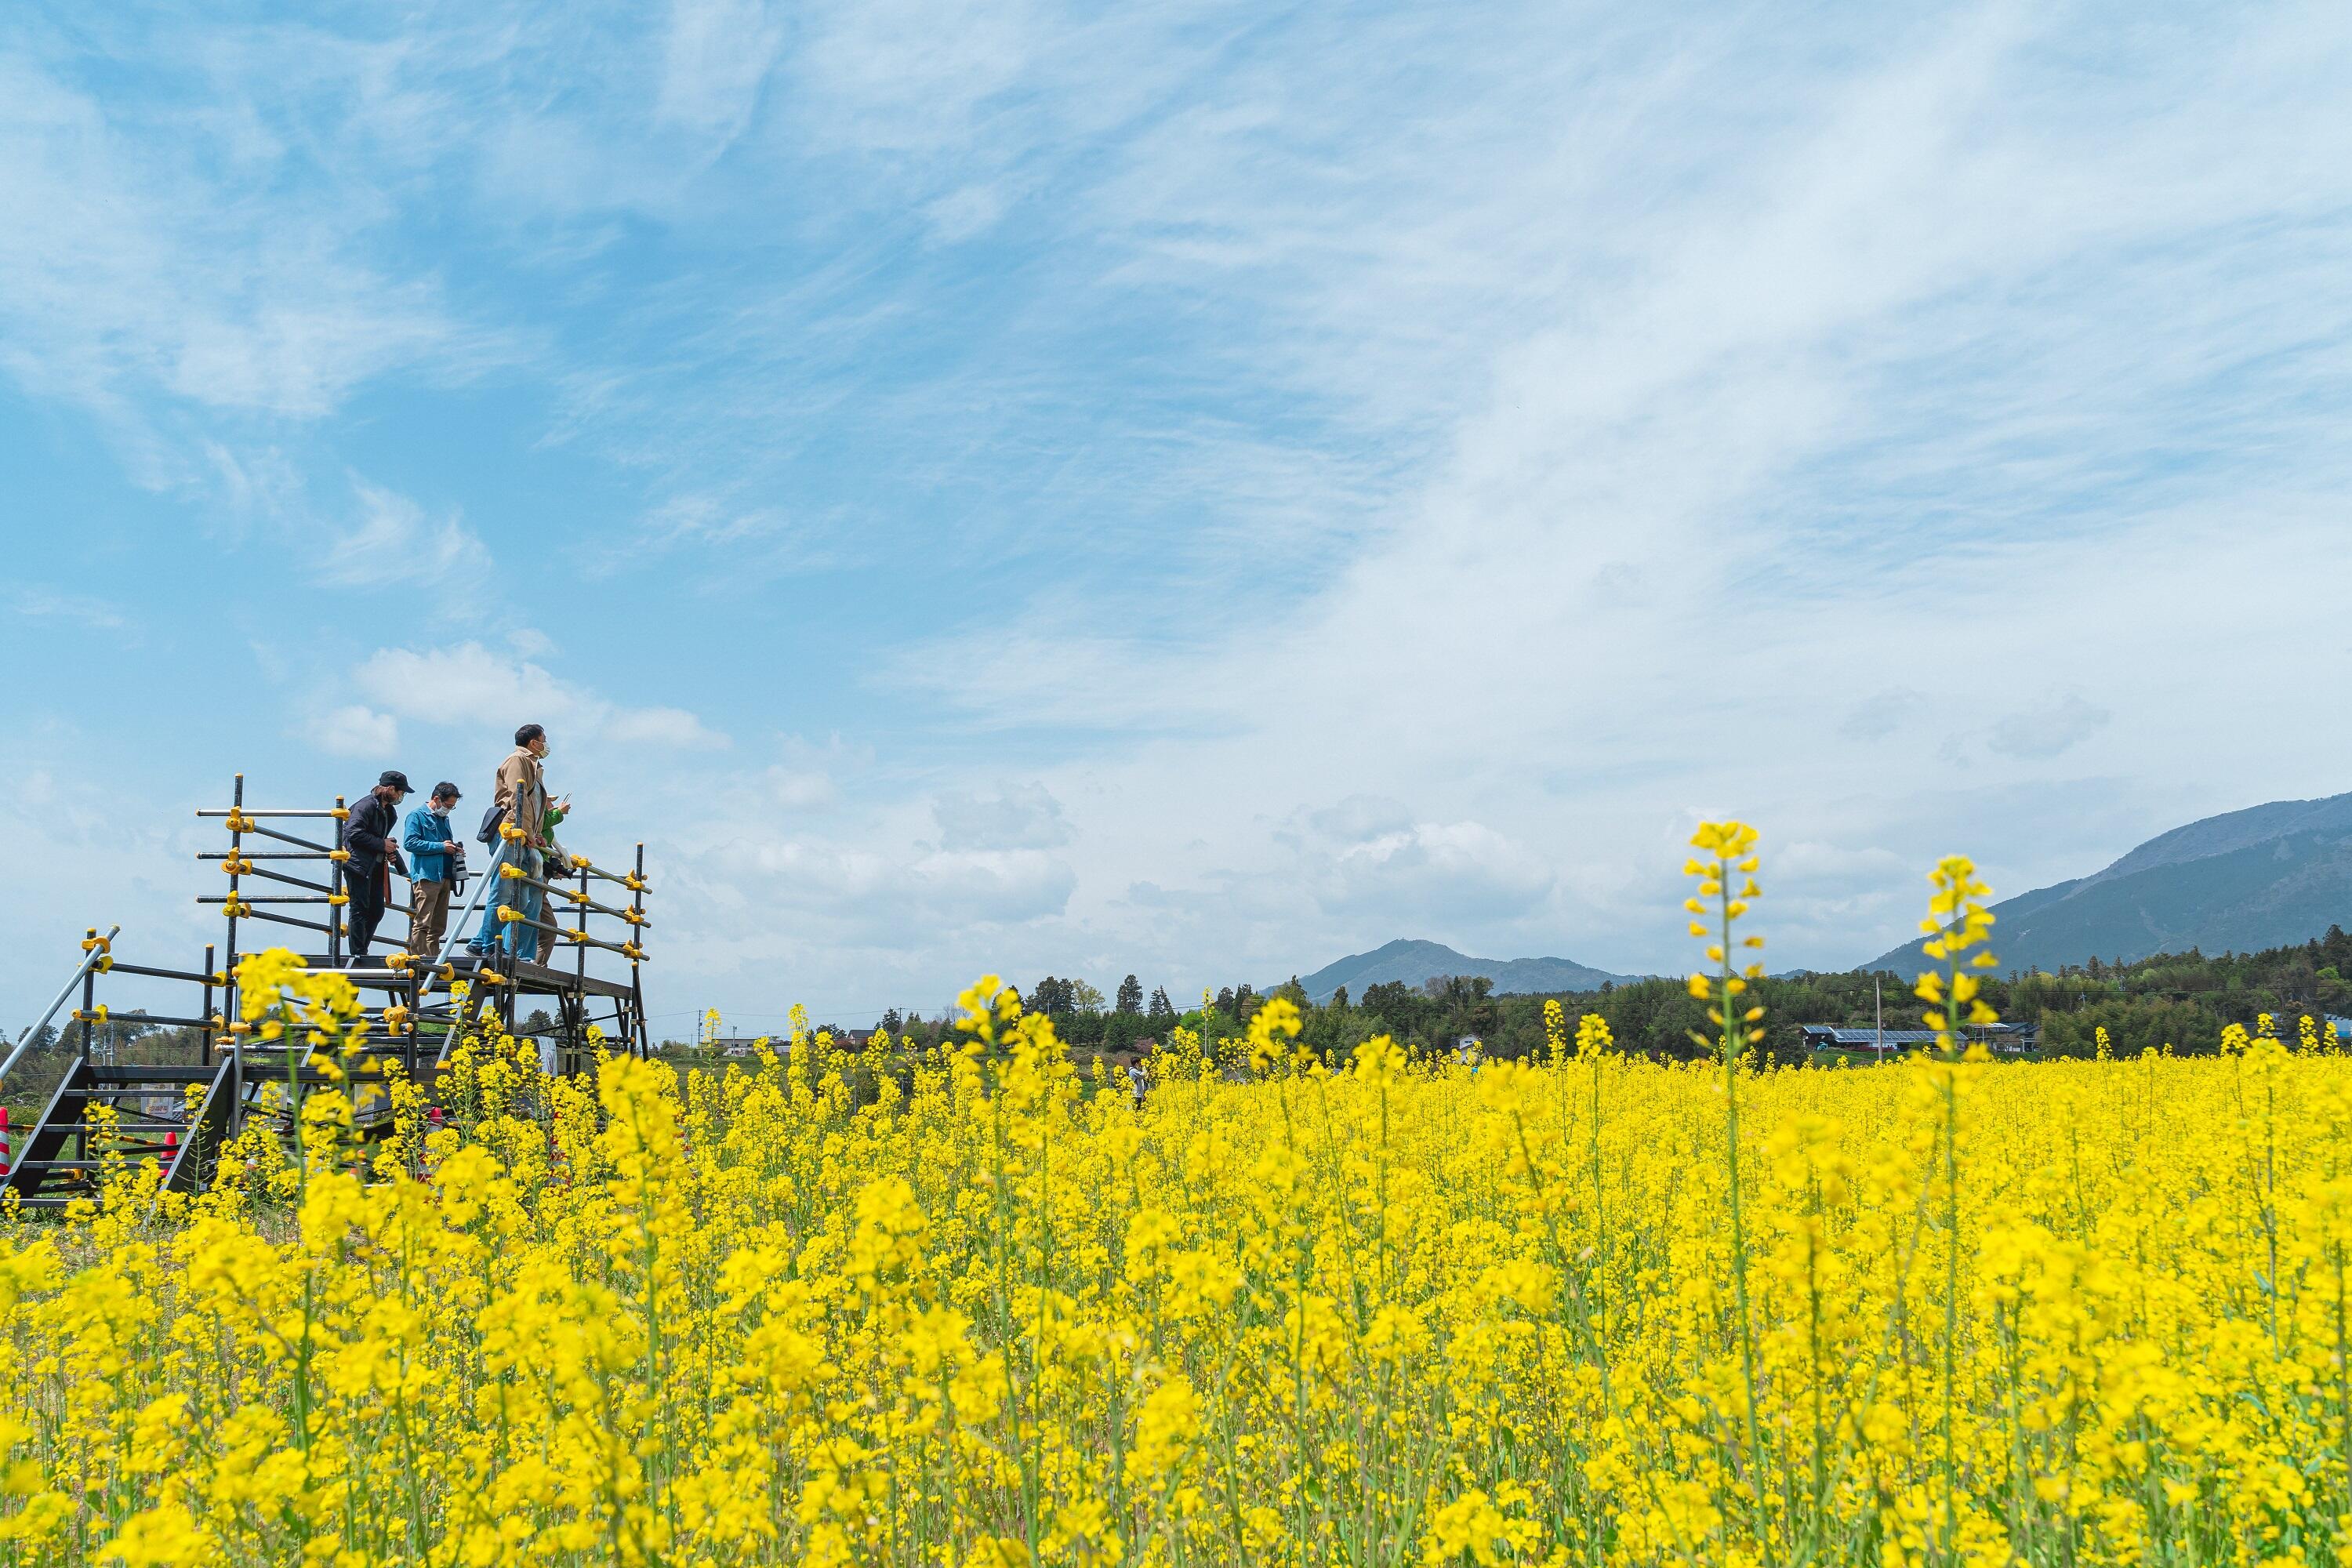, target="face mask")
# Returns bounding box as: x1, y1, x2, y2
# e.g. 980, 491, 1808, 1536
432, 806, 450, 818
